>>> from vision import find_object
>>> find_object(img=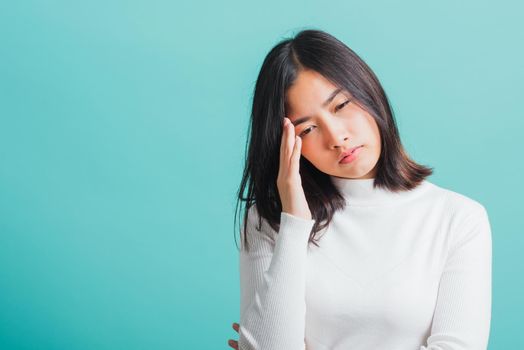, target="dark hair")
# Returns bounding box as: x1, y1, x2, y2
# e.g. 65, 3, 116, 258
234, 28, 433, 252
